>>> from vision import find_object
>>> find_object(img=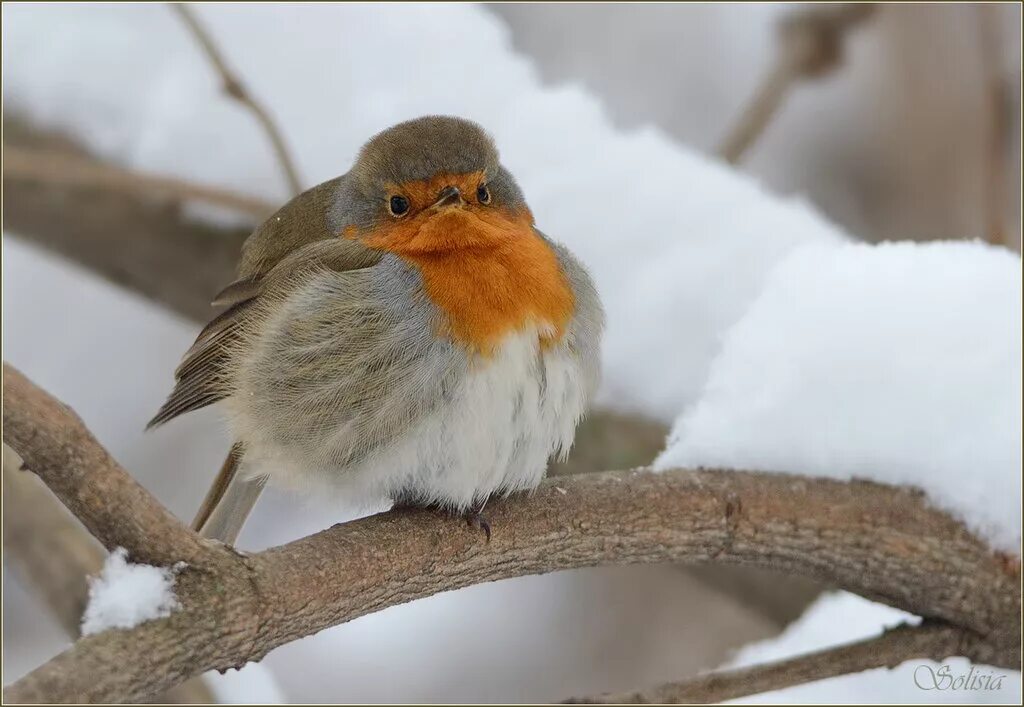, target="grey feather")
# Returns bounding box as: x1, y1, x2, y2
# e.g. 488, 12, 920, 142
545, 234, 605, 400
227, 253, 463, 471
149, 224, 381, 431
